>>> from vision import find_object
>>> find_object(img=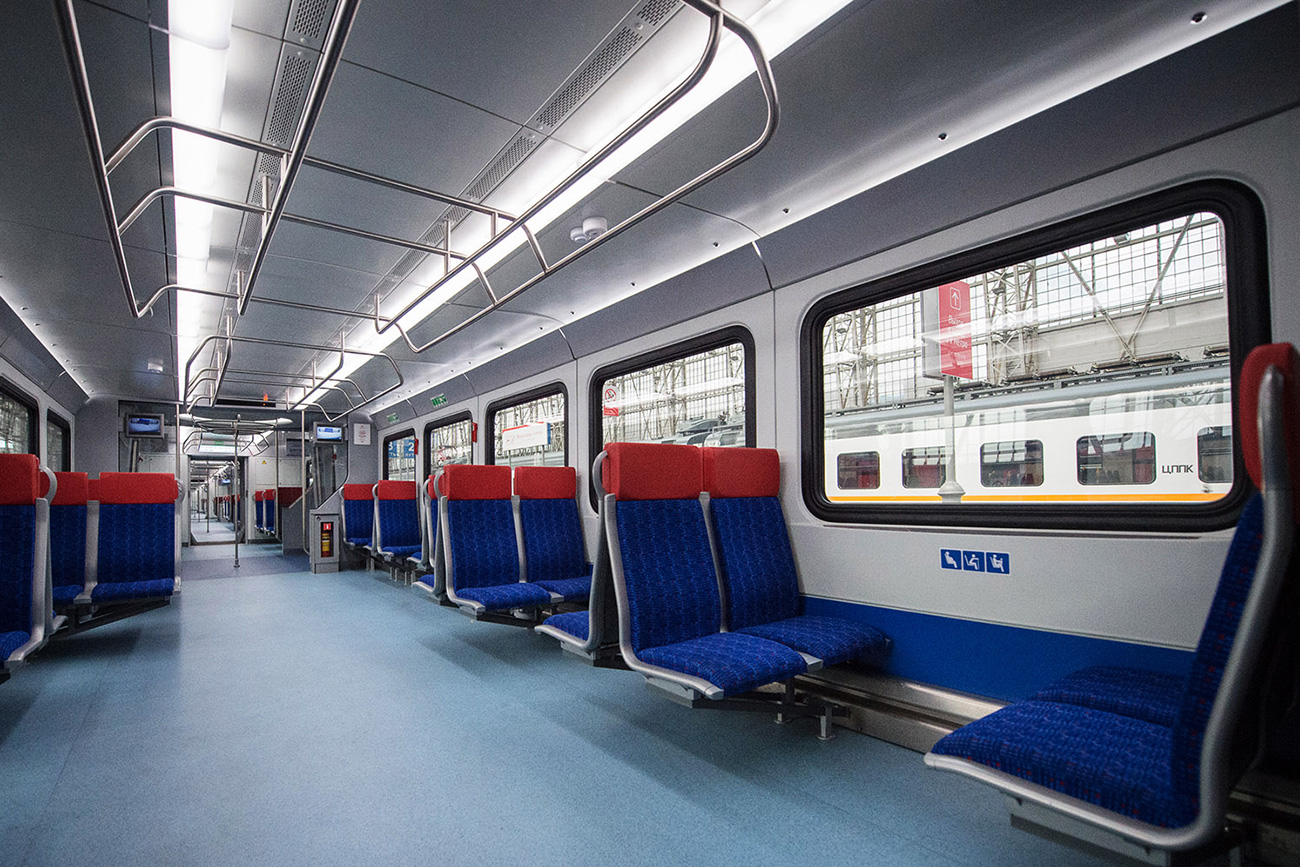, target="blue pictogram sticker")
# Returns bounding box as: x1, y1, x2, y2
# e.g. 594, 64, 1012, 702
986, 552, 1011, 574
940, 549, 962, 570
962, 550, 986, 572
